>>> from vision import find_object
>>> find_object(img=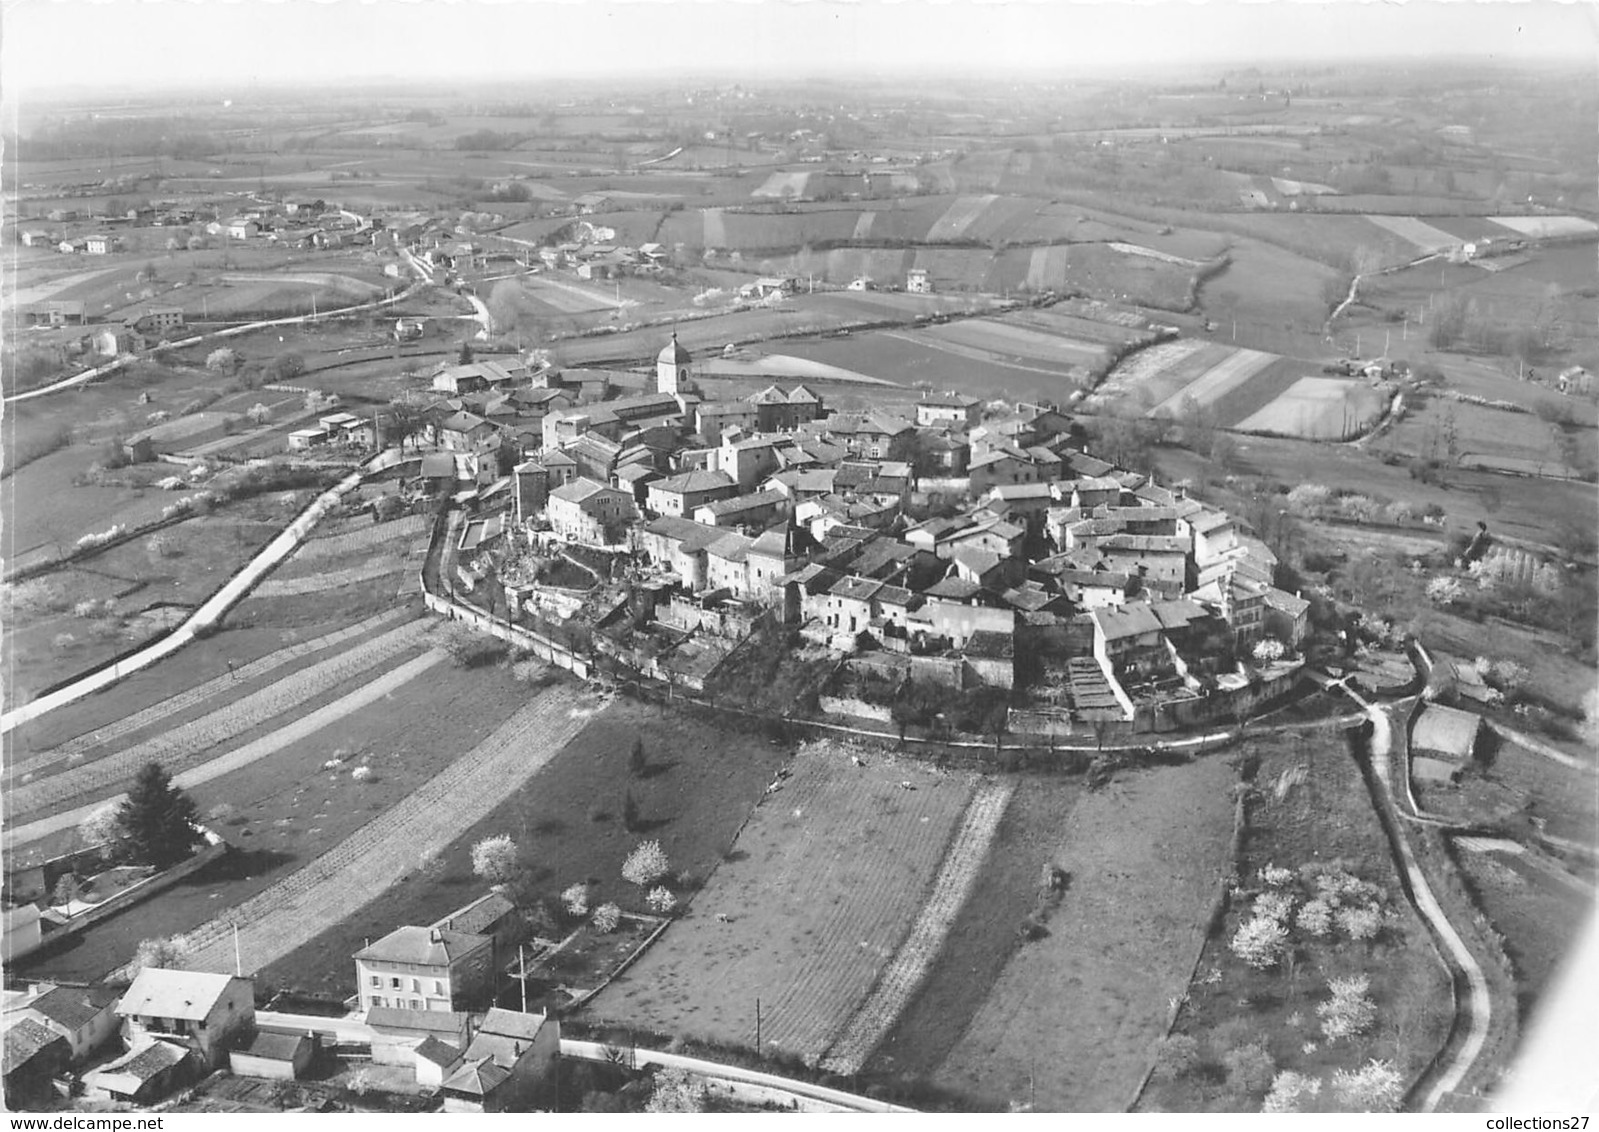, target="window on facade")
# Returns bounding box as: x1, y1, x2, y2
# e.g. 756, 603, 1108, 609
370, 976, 380, 988
434, 981, 445, 995
390, 977, 401, 989
411, 978, 421, 993
411, 999, 422, 1010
